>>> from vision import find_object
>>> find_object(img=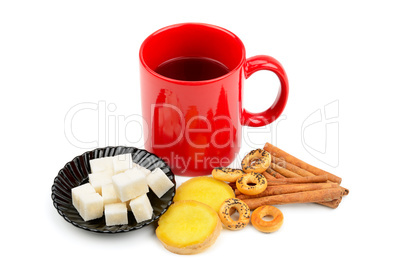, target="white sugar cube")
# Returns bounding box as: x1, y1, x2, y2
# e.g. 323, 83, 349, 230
125, 167, 149, 196
146, 168, 174, 198
104, 203, 128, 226
78, 193, 104, 221
113, 153, 133, 174
132, 162, 151, 176
112, 172, 144, 202
89, 157, 114, 174
88, 171, 113, 194
71, 183, 96, 210
101, 183, 119, 205
129, 194, 153, 223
